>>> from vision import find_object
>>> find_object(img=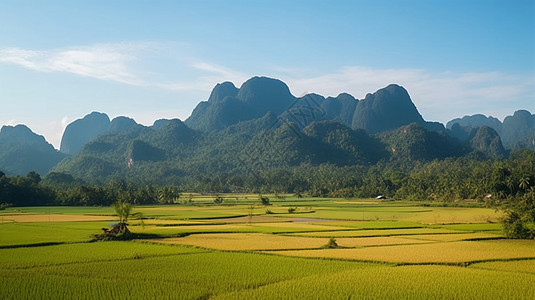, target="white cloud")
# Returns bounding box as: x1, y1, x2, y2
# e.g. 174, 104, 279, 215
0, 43, 250, 94
0, 44, 146, 85
281, 67, 535, 122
